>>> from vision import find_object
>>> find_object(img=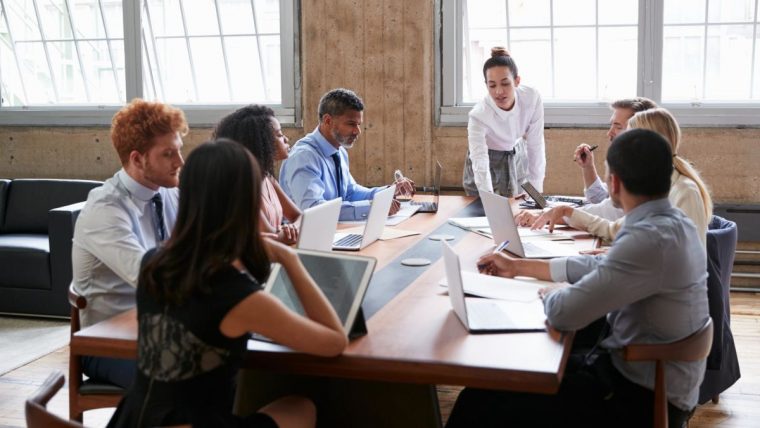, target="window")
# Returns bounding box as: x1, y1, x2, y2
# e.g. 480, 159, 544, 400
438, 0, 760, 126
0, 0, 297, 125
